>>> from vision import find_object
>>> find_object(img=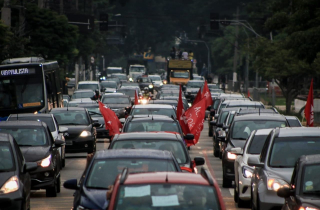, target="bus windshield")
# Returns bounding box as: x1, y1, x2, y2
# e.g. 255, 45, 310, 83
0, 67, 44, 111
171, 71, 189, 78
130, 67, 145, 72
